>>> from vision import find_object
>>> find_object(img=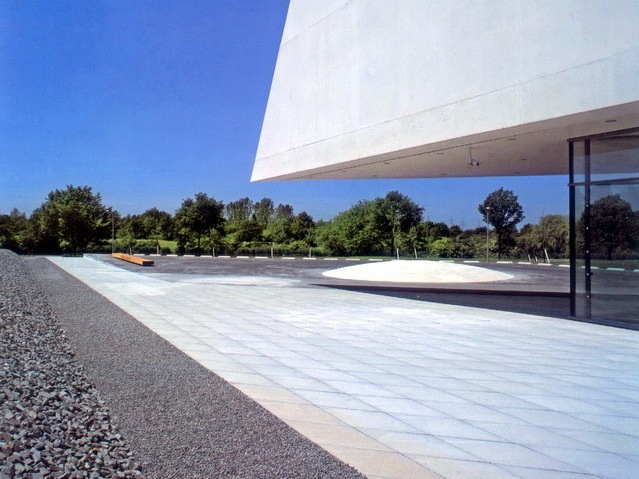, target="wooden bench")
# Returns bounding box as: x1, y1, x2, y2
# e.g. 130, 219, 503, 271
112, 253, 154, 266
